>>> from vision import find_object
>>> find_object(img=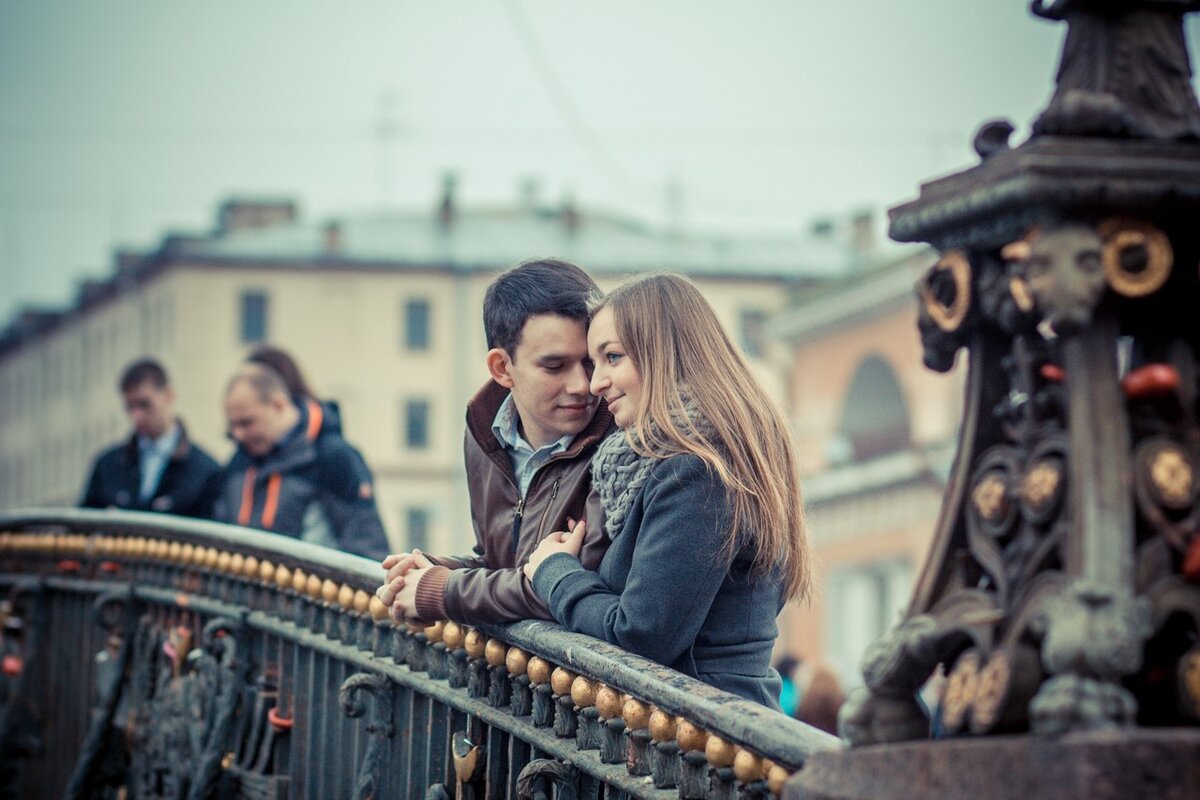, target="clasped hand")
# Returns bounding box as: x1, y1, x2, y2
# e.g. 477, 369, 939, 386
522, 518, 586, 581
377, 549, 434, 624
